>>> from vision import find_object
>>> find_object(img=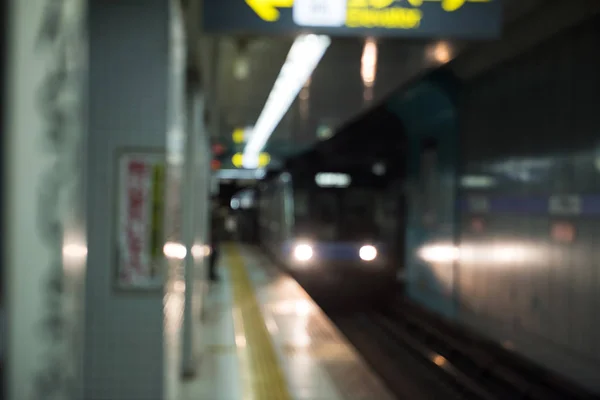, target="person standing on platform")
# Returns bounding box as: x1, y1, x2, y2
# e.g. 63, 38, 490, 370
225, 213, 237, 240
209, 197, 225, 282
